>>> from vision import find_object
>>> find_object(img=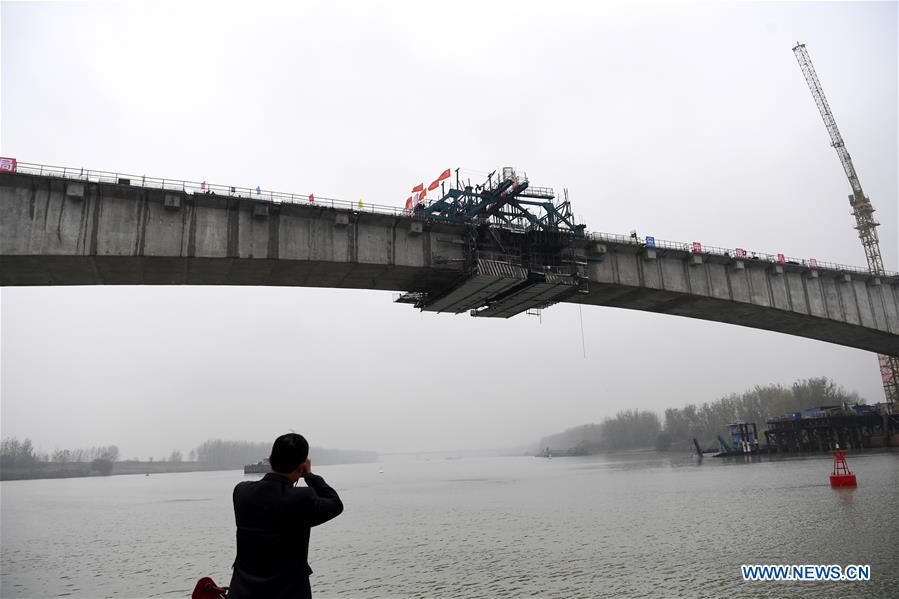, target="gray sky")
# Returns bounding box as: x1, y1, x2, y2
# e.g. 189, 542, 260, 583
1, 1, 896, 459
